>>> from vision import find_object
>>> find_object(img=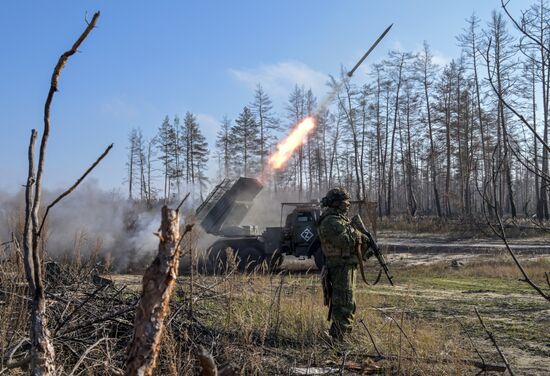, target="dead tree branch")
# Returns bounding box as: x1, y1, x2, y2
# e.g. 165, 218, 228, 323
474, 308, 514, 376
20, 11, 101, 376
37, 143, 113, 237
500, 0, 550, 55
373, 307, 417, 357
358, 319, 382, 358
53, 284, 108, 335
479, 38, 550, 302
56, 304, 137, 337
493, 213, 550, 301
23, 130, 37, 293
0, 356, 31, 373
483, 38, 550, 155
476, 155, 550, 301
451, 313, 486, 368
33, 8, 101, 252
67, 338, 107, 376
